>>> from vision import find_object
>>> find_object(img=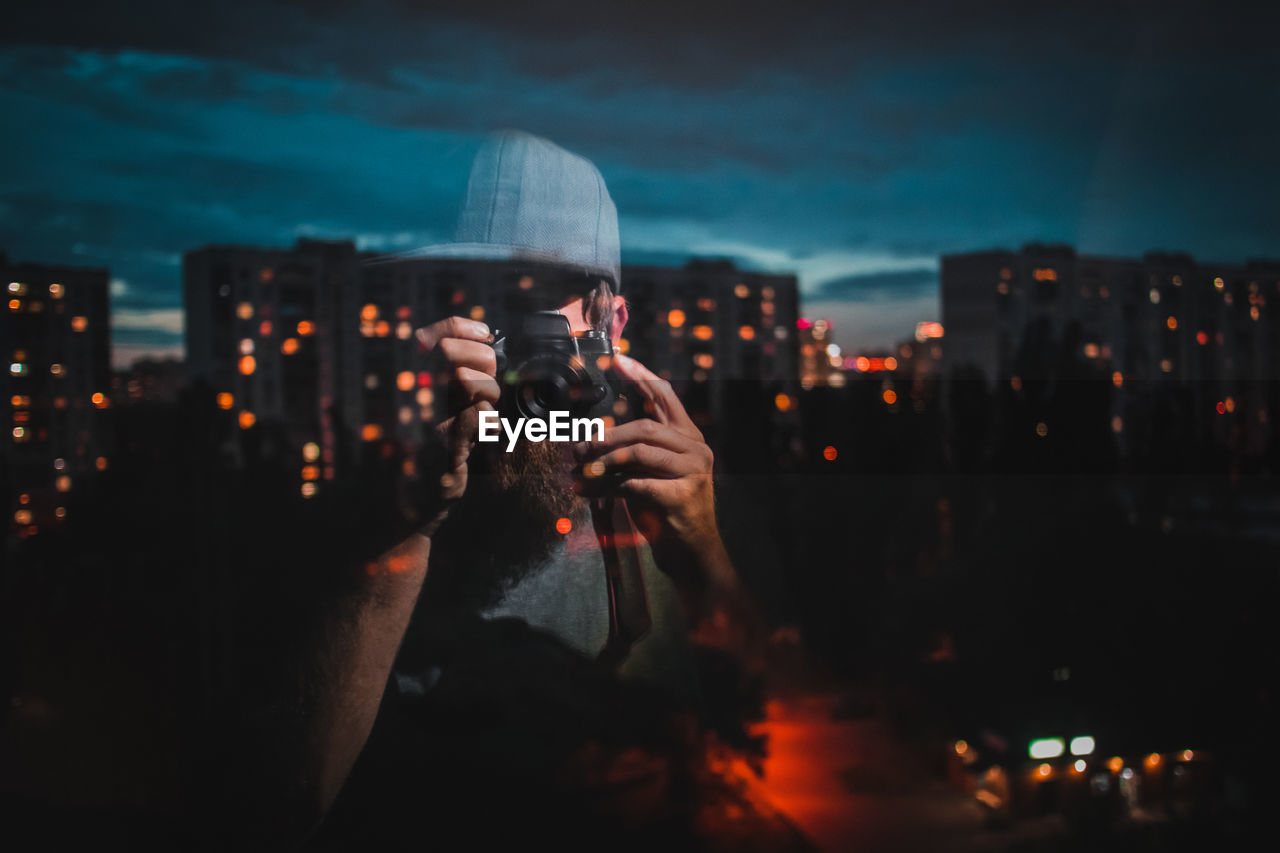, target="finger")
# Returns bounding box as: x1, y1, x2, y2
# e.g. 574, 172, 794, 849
438, 337, 498, 376
611, 353, 697, 434
585, 443, 703, 479
415, 317, 492, 352
575, 419, 698, 459
450, 366, 501, 408
446, 399, 495, 470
